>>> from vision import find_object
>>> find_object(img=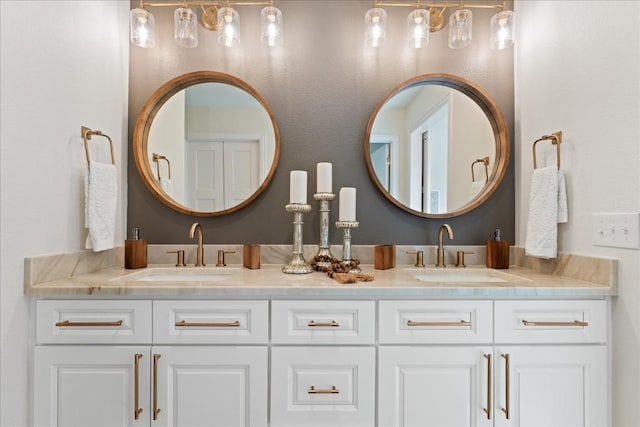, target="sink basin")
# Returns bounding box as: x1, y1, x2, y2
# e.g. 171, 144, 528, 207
405, 268, 530, 283
117, 267, 240, 282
